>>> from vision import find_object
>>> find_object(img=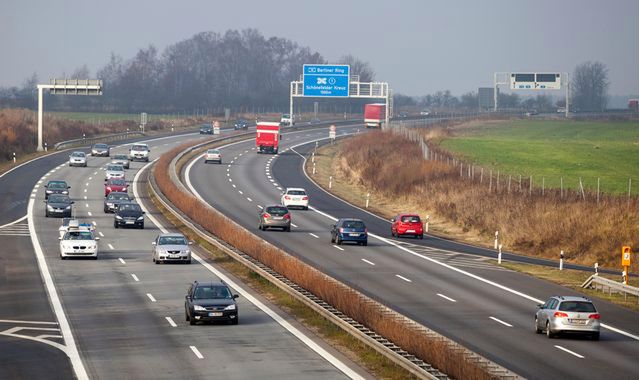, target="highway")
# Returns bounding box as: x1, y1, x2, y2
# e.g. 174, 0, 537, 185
1, 127, 370, 380
185, 124, 639, 379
